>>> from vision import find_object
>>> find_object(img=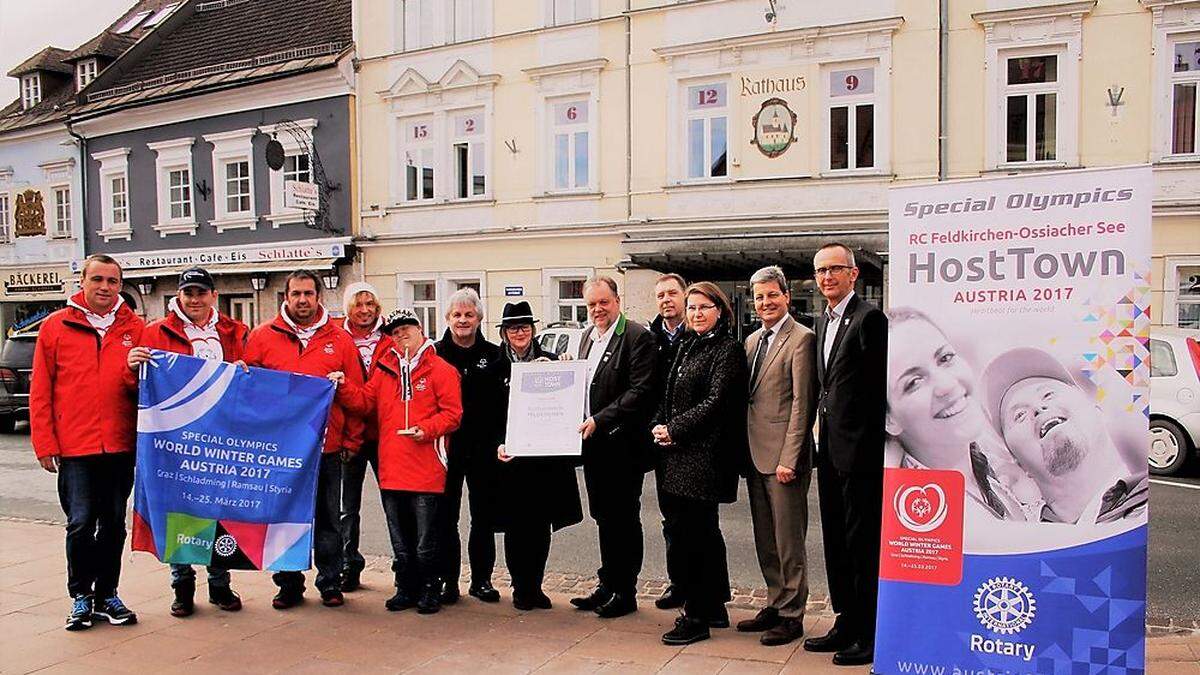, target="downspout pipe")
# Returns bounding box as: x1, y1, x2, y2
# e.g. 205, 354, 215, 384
66, 122, 87, 249
938, 0, 949, 181
625, 0, 633, 220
